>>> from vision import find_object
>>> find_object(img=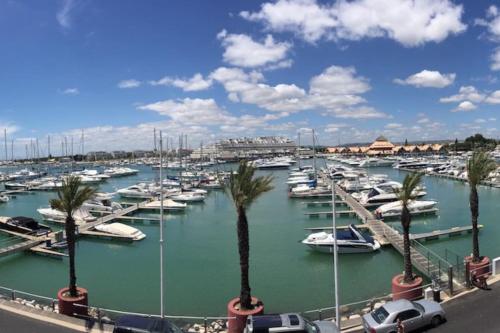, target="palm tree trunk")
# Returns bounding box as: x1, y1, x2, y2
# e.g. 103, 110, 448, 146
470, 185, 480, 263
401, 206, 413, 284
237, 206, 252, 309
65, 216, 78, 297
